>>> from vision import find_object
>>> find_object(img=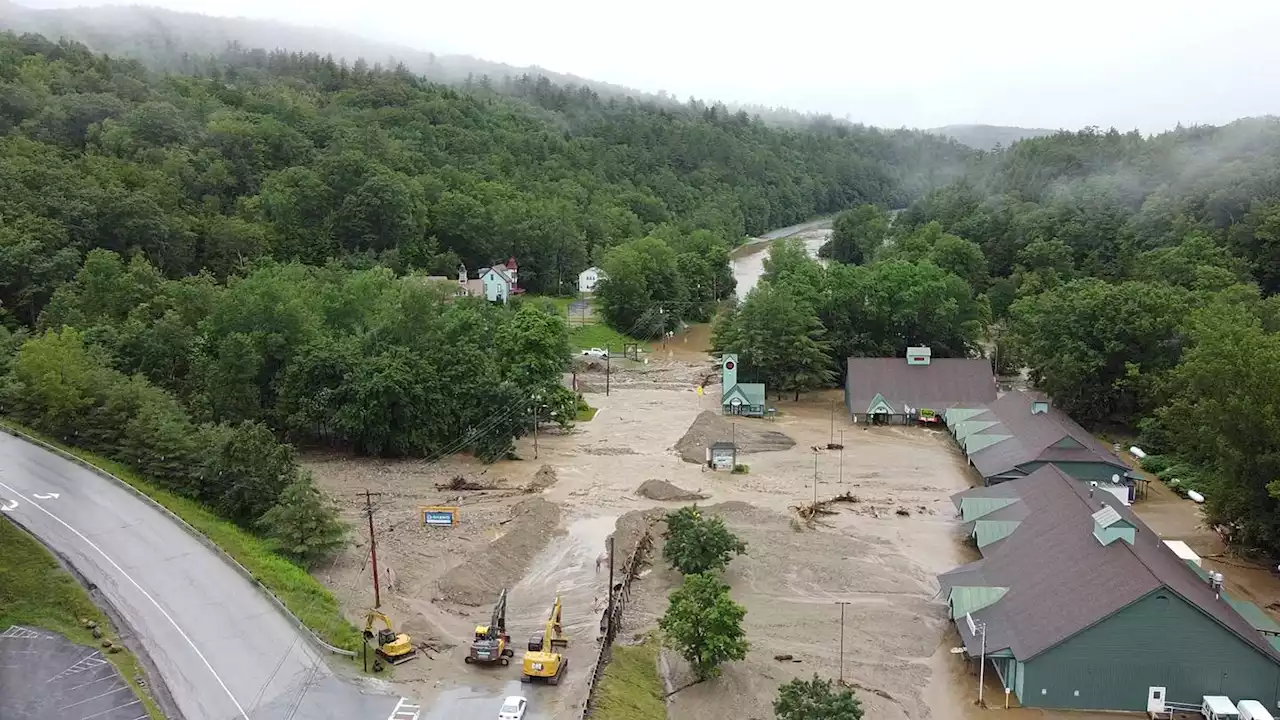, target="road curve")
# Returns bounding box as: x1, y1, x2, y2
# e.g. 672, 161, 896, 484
0, 432, 404, 720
